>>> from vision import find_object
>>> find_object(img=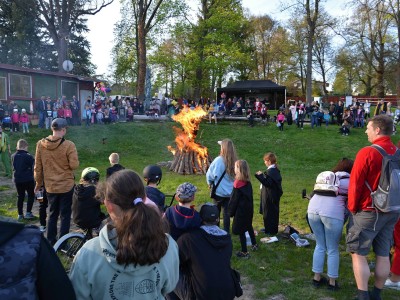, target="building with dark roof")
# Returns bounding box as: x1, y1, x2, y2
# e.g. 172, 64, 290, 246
0, 63, 98, 115
217, 80, 286, 109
